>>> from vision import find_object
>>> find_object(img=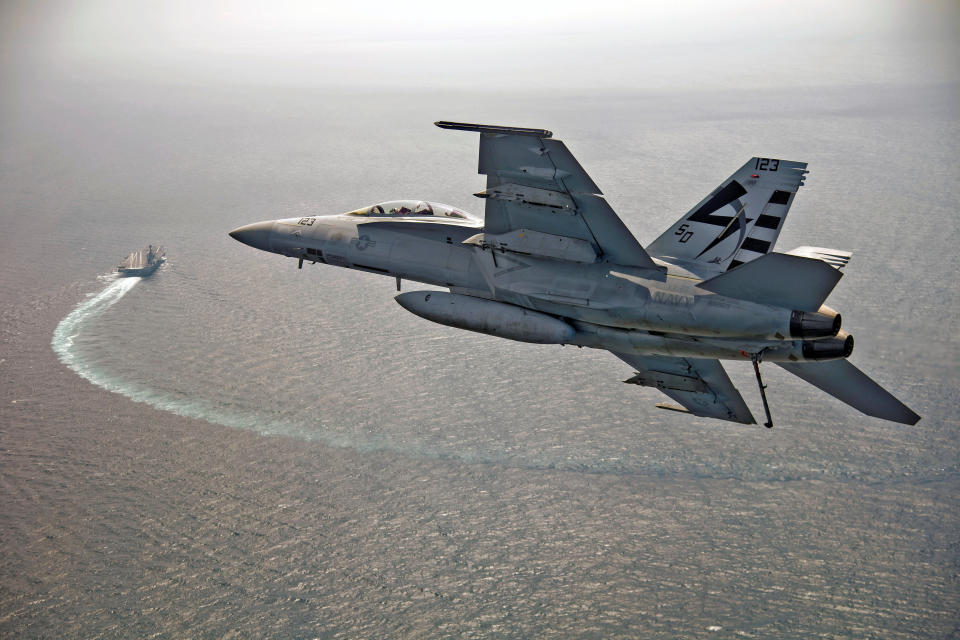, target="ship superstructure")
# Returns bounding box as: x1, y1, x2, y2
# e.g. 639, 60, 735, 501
117, 245, 165, 277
